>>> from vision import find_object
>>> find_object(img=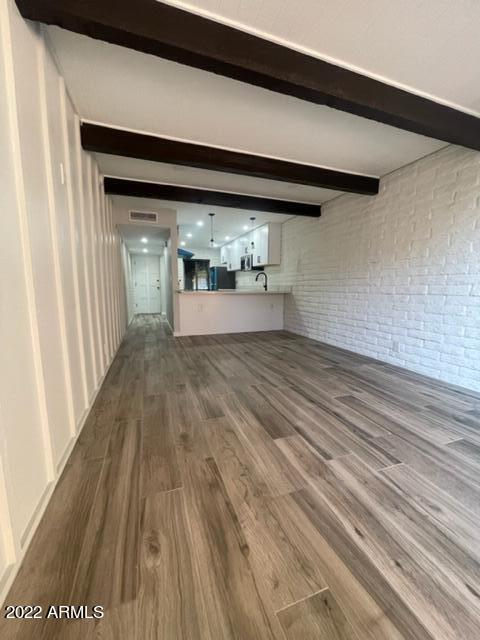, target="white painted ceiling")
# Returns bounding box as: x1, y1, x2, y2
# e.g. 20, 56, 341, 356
118, 224, 169, 255
117, 193, 292, 250
47, 26, 445, 185
161, 0, 480, 114
176, 205, 291, 249
116, 195, 288, 251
